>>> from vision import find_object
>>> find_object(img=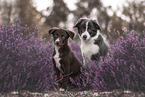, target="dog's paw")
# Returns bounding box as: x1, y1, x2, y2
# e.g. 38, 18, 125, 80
59, 88, 65, 92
